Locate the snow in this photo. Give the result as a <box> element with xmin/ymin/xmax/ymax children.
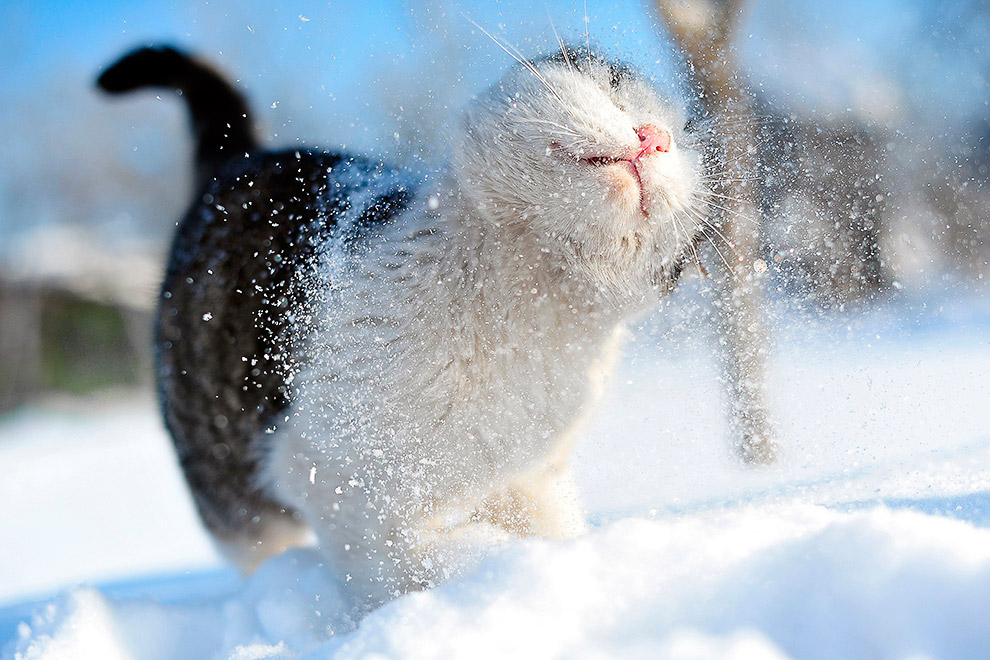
<box><xmin>0</xmin><ymin>396</ymin><xmax>220</xmax><ymax>605</ymax></box>
<box><xmin>6</xmin><ymin>508</ymin><xmax>990</xmax><ymax>659</ymax></box>
<box><xmin>2</xmin><ymin>295</ymin><xmax>990</xmax><ymax>659</ymax></box>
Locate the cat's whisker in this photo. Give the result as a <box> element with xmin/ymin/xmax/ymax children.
<box><xmin>583</xmin><ymin>0</ymin><xmax>593</xmax><ymax>65</ymax></box>
<box><xmin>500</xmin><ymin>39</ymin><xmax>582</xmax><ymax>121</ymax></box>
<box><xmin>695</xmin><ymin>222</ymin><xmax>736</xmax><ymax>274</ymax></box>
<box><xmin>698</xmin><ymin>199</ymin><xmax>761</xmax><ymax>229</ymax></box>
<box><xmin>683</xmin><ymin>209</ymin><xmax>735</xmax><ymax>273</ymax></box>
<box><xmin>702</xmin><ymin>191</ymin><xmax>765</xmax><ymax>215</ymax></box>
<box><xmin>670</xmin><ymin>213</ymin><xmax>695</xmax><ymax>261</ymax></box>
<box><xmin>665</xmin><ymin>212</ymin><xmax>709</xmax><ymax>285</ymax></box>
<box><xmin>703</xmin><ymin>150</ymin><xmax>763</xmax><ymax>172</ymax></box>
<box><xmin>687</xmin><ymin>230</ymin><xmax>706</xmax><ymax>278</ymax></box>
<box><xmin>706</xmin><ymin>190</ymin><xmax>756</xmax><ymax>203</ymax></box>
<box><xmin>547</xmin><ymin>12</ymin><xmax>574</xmax><ymax>72</ymax></box>
<box><xmin>516</xmin><ymin>118</ymin><xmax>582</xmax><ymax>138</ymax></box>
<box><xmin>692</xmin><ymin>213</ymin><xmax>737</xmax><ymax>253</ymax></box>
<box><xmin>700</xmin><ymin>173</ymin><xmax>762</xmax><ymax>184</ymax></box>
<box><xmin>463</xmin><ymin>15</ymin><xmax>570</xmax><ymax>110</ymax></box>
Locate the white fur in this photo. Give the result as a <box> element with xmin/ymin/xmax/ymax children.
<box><xmin>260</xmin><ymin>55</ymin><xmax>707</xmax><ymax>611</ymax></box>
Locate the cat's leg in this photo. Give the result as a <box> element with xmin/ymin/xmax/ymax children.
<box><xmin>181</xmin><ymin>455</ymin><xmax>310</xmax><ymax>571</ymax></box>
<box><xmin>298</xmin><ymin>474</ymin><xmax>439</xmax><ymax>612</ymax></box>
<box><xmin>319</xmin><ymin>485</ymin><xmax>512</xmax><ymax>608</ymax></box>
<box><xmin>321</xmin><ymin>465</ymin><xmax>585</xmax><ymax>603</ymax></box>
<box><xmin>318</xmin><ymin>515</ymin><xmax>427</xmax><ymax>611</ymax></box>
<box><xmin>478</xmin><ymin>461</ymin><xmax>587</xmax><ymax>539</ymax></box>
<box><xmin>213</xmin><ymin>509</ymin><xmax>312</xmax><ymax>572</ymax></box>
<box><xmin>262</xmin><ymin>429</ymin><xmax>437</xmax><ymax>610</ymax></box>
<box><xmin>473</xmin><ymin>325</ymin><xmax>621</xmax><ymax>539</ymax></box>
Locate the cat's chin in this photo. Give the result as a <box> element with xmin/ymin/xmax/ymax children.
<box><xmin>597</xmin><ymin>163</ymin><xmax>650</xmax><ymax>218</ymax></box>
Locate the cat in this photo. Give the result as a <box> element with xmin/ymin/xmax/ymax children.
<box><xmin>98</xmin><ymin>43</ymin><xmax>710</xmax><ymax>612</ymax></box>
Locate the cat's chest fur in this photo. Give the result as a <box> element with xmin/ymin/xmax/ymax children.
<box><xmin>271</xmin><ymin>171</ymin><xmax>630</xmax><ymax>502</ymax></box>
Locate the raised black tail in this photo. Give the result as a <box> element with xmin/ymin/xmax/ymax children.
<box><xmin>97</xmin><ymin>45</ymin><xmax>256</xmax><ymax>181</ymax></box>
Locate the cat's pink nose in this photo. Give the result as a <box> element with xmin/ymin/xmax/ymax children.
<box><xmin>636</xmin><ymin>125</ymin><xmax>670</xmax><ymax>156</ymax></box>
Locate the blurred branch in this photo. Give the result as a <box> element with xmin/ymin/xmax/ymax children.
<box><xmin>656</xmin><ymin>0</ymin><xmax>777</xmax><ymax>464</ymax></box>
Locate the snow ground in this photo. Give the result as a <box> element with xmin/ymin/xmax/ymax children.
<box><xmin>1</xmin><ymin>293</ymin><xmax>989</xmax><ymax>659</ymax></box>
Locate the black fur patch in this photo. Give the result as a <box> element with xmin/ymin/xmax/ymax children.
<box><xmin>348</xmin><ymin>189</ymin><xmax>414</xmax><ymax>245</ymax></box>
<box><xmin>156</xmin><ymin>147</ymin><xmax>415</xmax><ymax>537</ymax></box>
<box><xmin>541</xmin><ymin>46</ymin><xmax>634</xmax><ymax>90</ymax></box>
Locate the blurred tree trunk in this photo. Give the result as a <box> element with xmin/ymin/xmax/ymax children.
<box><xmin>656</xmin><ymin>0</ymin><xmax>777</xmax><ymax>463</ymax></box>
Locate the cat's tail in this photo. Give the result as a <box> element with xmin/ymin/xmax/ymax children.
<box><xmin>97</xmin><ymin>45</ymin><xmax>256</xmax><ymax>181</ymax></box>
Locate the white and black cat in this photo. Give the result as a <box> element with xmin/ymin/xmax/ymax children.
<box><xmin>98</xmin><ymin>43</ymin><xmax>710</xmax><ymax>611</ymax></box>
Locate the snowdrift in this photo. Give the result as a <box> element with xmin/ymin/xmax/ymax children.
<box><xmin>7</xmin><ymin>503</ymin><xmax>990</xmax><ymax>660</ymax></box>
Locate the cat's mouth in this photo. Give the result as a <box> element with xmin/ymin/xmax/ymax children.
<box><xmin>574</xmin><ymin>127</ymin><xmax>672</xmax><ymax>218</ymax></box>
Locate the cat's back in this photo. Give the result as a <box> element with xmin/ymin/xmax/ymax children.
<box><xmin>158</xmin><ymin>149</ymin><xmax>338</xmax><ymax>443</ymax></box>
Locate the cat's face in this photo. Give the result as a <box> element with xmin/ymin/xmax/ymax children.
<box><xmin>454</xmin><ymin>51</ymin><xmax>707</xmax><ymax>296</ymax></box>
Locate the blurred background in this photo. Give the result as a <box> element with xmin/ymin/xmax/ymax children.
<box><xmin>1</xmin><ymin>0</ymin><xmax>988</xmax><ymax>410</ymax></box>
<box><xmin>1</xmin><ymin>0</ymin><xmax>989</xmax><ymax>604</ymax></box>
<box><xmin>1</xmin><ymin>0</ymin><xmax>988</xmax><ymax>409</ymax></box>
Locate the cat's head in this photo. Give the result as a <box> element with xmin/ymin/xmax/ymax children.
<box><xmin>453</xmin><ymin>48</ymin><xmax>708</xmax><ymax>300</ymax></box>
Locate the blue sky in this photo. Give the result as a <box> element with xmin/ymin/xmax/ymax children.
<box><xmin>3</xmin><ymin>0</ymin><xmax>987</xmax><ymax>137</ymax></box>
<box><xmin>0</xmin><ymin>0</ymin><xmax>986</xmax><ymax>245</ymax></box>
<box><xmin>4</xmin><ymin>0</ymin><xmax>987</xmax><ymax>135</ymax></box>
<box><xmin>1</xmin><ymin>0</ymin><xmax>695</xmax><ymax>156</ymax></box>
<box><xmin>0</xmin><ymin>1</ymin><xmax>676</xmax><ymax>100</ymax></box>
